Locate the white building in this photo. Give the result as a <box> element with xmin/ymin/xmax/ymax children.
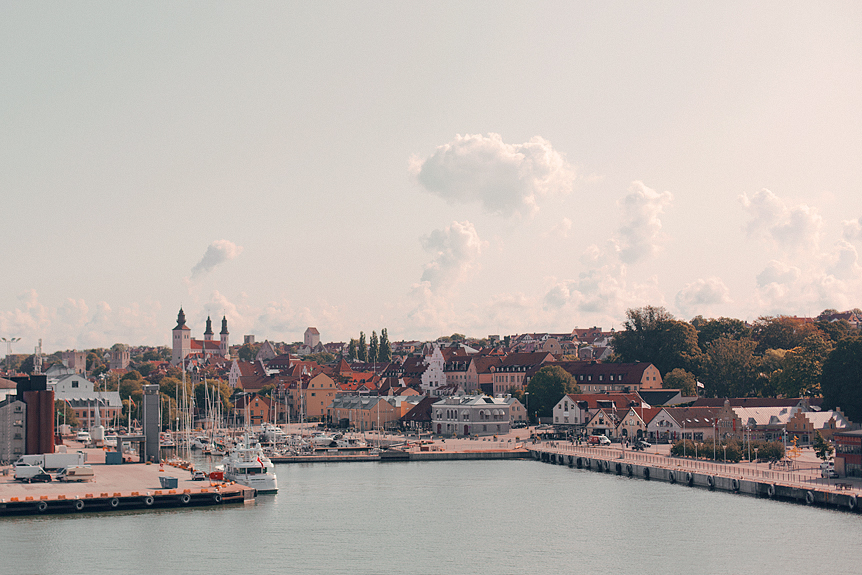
<box><xmin>431</xmin><ymin>395</ymin><xmax>511</xmax><ymax>437</ymax></box>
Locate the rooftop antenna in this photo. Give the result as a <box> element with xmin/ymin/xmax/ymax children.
<box><xmin>34</xmin><ymin>338</ymin><xmax>43</xmax><ymax>374</ymax></box>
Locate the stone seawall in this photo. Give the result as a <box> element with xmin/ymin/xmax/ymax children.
<box><xmin>530</xmin><ymin>448</ymin><xmax>860</xmax><ymax>514</ymax></box>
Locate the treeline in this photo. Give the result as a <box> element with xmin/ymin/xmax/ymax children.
<box><xmin>348</xmin><ymin>329</ymin><xmax>391</xmax><ymax>363</ymax></box>
<box><xmin>611</xmin><ymin>306</ymin><xmax>862</xmax><ymax>421</ymax></box>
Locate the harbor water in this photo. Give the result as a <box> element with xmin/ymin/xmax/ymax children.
<box><xmin>2</xmin><ymin>459</ymin><xmax>860</xmax><ymax>574</ymax></box>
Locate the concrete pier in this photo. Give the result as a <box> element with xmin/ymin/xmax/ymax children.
<box><xmin>0</xmin><ymin>446</ymin><xmax>254</xmax><ymax>517</ymax></box>
<box><xmin>530</xmin><ymin>443</ymin><xmax>860</xmax><ymax>514</ymax></box>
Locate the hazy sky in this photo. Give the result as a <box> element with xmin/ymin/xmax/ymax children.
<box><xmin>3</xmin><ymin>2</ymin><xmax>862</xmax><ymax>354</ymax></box>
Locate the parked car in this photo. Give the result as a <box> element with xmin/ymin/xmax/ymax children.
<box><xmin>27</xmin><ymin>471</ymin><xmax>53</xmax><ymax>483</ymax></box>
<box><xmin>822</xmin><ymin>468</ymin><xmax>839</xmax><ymax>479</ymax></box>
<box><xmin>191</xmin><ymin>470</ymin><xmax>207</xmax><ymax>481</ymax></box>
<box><xmin>633</xmin><ymin>439</ymin><xmax>651</xmax><ymax>450</ymax></box>
<box><xmin>76</xmin><ymin>431</ymin><xmax>91</xmax><ymax>443</ymax></box>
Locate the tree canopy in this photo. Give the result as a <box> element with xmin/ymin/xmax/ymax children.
<box><xmin>525</xmin><ymin>365</ymin><xmax>581</xmax><ymax>418</ymax></box>
<box><xmin>611</xmin><ymin>306</ymin><xmax>700</xmax><ymax>375</ymax></box>
<box><xmin>821</xmin><ymin>336</ymin><xmax>862</xmax><ymax>421</ymax></box>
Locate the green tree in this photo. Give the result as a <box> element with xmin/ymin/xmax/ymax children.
<box><xmin>18</xmin><ymin>355</ymin><xmax>35</xmax><ymax>374</ymax></box>
<box><xmin>379</xmin><ymin>329</ymin><xmax>391</xmax><ymax>362</ymax></box>
<box><xmin>821</xmin><ymin>336</ymin><xmax>862</xmax><ymax>421</ymax></box>
<box><xmin>525</xmin><ymin>366</ymin><xmax>581</xmax><ymax>419</ymax></box>
<box><xmin>812</xmin><ymin>431</ymin><xmax>834</xmax><ymax>462</ymax></box>
<box><xmin>700</xmin><ymin>337</ymin><xmax>759</xmax><ymax>397</ymax></box>
<box><xmin>348</xmin><ymin>338</ymin><xmax>358</xmax><ymax>361</ymax></box>
<box><xmin>357</xmin><ymin>332</ymin><xmax>367</xmax><ymax>362</ymax></box>
<box><xmin>611</xmin><ymin>306</ymin><xmax>700</xmax><ymax>375</ymax></box>
<box><xmin>771</xmin><ymin>334</ymin><xmax>832</xmax><ymax>397</ymax></box>
<box><xmin>450</xmin><ymin>333</ymin><xmax>466</xmax><ymax>342</ymax></box>
<box><xmin>750</xmin><ymin>316</ymin><xmax>824</xmax><ymax>354</ymax></box>
<box><xmin>238</xmin><ymin>342</ymin><xmax>260</xmax><ymax>362</ymax></box>
<box><xmin>369</xmin><ymin>331</ymin><xmax>379</xmax><ymax>364</ymax></box>
<box><xmin>663</xmin><ymin>368</ymin><xmax>697</xmax><ymax>396</ymax></box>
<box><xmin>55</xmin><ymin>399</ymin><xmax>79</xmax><ymax>427</ymax></box>
<box><xmin>692</xmin><ymin>316</ymin><xmax>751</xmax><ymax>350</ymax></box>
<box><xmin>305</xmin><ymin>352</ymin><xmax>335</xmax><ymax>365</ymax></box>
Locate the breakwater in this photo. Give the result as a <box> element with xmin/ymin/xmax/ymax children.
<box><xmin>530</xmin><ymin>444</ymin><xmax>860</xmax><ymax>513</ymax></box>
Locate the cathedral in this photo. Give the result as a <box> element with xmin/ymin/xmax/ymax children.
<box><xmin>171</xmin><ymin>308</ymin><xmax>230</xmax><ymax>365</ymax></box>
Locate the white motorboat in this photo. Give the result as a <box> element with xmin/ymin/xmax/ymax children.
<box><xmin>221</xmin><ymin>434</ymin><xmax>278</xmax><ymax>494</ymax></box>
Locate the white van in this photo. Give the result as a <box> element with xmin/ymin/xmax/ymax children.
<box><xmin>14</xmin><ymin>464</ymin><xmax>48</xmax><ymax>482</ymax></box>
<box><xmin>57</xmin><ymin>465</ymin><xmax>94</xmax><ymax>482</ymax></box>
<box><xmin>76</xmin><ymin>431</ymin><xmax>91</xmax><ymax>443</ymax></box>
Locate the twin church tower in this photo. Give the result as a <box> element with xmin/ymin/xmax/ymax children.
<box><xmin>171</xmin><ymin>307</ymin><xmax>230</xmax><ymax>365</ymax></box>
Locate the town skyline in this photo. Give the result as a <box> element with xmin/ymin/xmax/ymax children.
<box><xmin>4</xmin><ymin>4</ymin><xmax>862</xmax><ymax>353</ymax></box>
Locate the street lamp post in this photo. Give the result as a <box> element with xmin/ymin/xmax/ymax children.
<box><xmin>723</xmin><ymin>444</ymin><xmax>727</xmax><ymax>464</ymax></box>
<box><xmin>525</xmin><ymin>392</ymin><xmax>529</xmax><ymax>425</ymax></box>
<box><xmin>1</xmin><ymin>337</ymin><xmax>21</xmax><ymax>375</ymax></box>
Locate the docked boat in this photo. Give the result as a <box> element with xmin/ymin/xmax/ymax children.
<box><xmin>221</xmin><ymin>435</ymin><xmax>278</xmax><ymax>494</ymax></box>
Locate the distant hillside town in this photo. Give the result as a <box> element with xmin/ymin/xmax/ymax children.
<box><xmin>2</xmin><ymin>305</ymin><xmax>862</xmax><ymax>475</ymax></box>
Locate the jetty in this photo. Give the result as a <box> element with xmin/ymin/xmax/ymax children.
<box><xmin>530</xmin><ymin>442</ymin><xmax>860</xmax><ymax>513</ymax></box>
<box><xmin>0</xmin><ymin>447</ymin><xmax>255</xmax><ymax>517</ymax></box>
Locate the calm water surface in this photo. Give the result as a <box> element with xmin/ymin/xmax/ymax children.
<box><xmin>2</xmin><ymin>460</ymin><xmax>860</xmax><ymax>574</ymax></box>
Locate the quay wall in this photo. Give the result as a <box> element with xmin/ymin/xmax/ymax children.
<box><xmin>530</xmin><ymin>447</ymin><xmax>860</xmax><ymax>514</ymax></box>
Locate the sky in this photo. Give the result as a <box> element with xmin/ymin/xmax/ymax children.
<box><xmin>3</xmin><ymin>2</ymin><xmax>862</xmax><ymax>355</ymax></box>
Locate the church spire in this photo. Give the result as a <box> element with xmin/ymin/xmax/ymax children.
<box><xmin>204</xmin><ymin>316</ymin><xmax>214</xmax><ymax>336</ymax></box>
<box><xmin>220</xmin><ymin>316</ymin><xmax>229</xmax><ymax>335</ymax></box>
<box><xmin>175</xmin><ymin>307</ymin><xmax>187</xmax><ymax>329</ymax></box>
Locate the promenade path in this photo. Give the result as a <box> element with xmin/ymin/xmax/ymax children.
<box><xmin>536</xmin><ymin>439</ymin><xmax>860</xmax><ymax>494</ymax></box>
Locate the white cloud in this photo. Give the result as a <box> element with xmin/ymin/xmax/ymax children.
<box><xmin>613</xmin><ymin>181</ymin><xmax>673</xmax><ymax>264</ymax></box>
<box><xmin>674</xmin><ymin>277</ymin><xmax>731</xmax><ymax>317</ymax></box>
<box><xmin>740</xmin><ymin>189</ymin><xmax>822</xmax><ymax>252</ymax></box>
<box><xmin>190</xmin><ymin>240</ymin><xmax>243</xmax><ymax>279</ymax></box>
<box><xmin>842</xmin><ymin>216</ymin><xmax>862</xmax><ymax>243</ymax></box>
<box><xmin>411</xmin><ymin>133</ymin><xmax>575</xmax><ymax>217</ymax></box>
<box><xmin>545</xmin><ymin>217</ymin><xmax>572</xmax><ymax>239</ymax></box>
<box><xmin>420</xmin><ymin>221</ymin><xmax>486</xmax><ymax>291</ymax></box>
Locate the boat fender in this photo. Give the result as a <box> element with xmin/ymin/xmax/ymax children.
<box><xmin>731</xmin><ymin>478</ymin><xmax>740</xmax><ymax>491</ymax></box>
<box><xmin>686</xmin><ymin>472</ymin><xmax>693</xmax><ymax>486</ymax></box>
<box><xmin>626</xmin><ymin>464</ymin><xmax>633</xmax><ymax>476</ymax></box>
<box><xmin>585</xmin><ymin>459</ymin><xmax>591</xmax><ymax>469</ymax></box>
<box><xmin>144</xmin><ymin>496</ymin><xmax>154</xmax><ymax>506</ymax></box>
<box><xmin>805</xmin><ymin>490</ymin><xmax>815</xmax><ymax>505</ymax></box>
<box><xmin>707</xmin><ymin>475</ymin><xmax>715</xmax><ymax>490</ymax></box>
<box><xmin>213</xmin><ymin>493</ymin><xmax>222</xmax><ymax>504</ymax></box>
<box><xmin>767</xmin><ymin>484</ymin><xmax>775</xmax><ymax>498</ymax></box>
<box><xmin>669</xmin><ymin>471</ymin><xmax>676</xmax><ymax>484</ymax></box>
<box><xmin>615</xmin><ymin>462</ymin><xmax>622</xmax><ymax>475</ymax></box>
<box><xmin>75</xmin><ymin>500</ymin><xmax>85</xmax><ymax>511</ymax></box>
<box><xmin>110</xmin><ymin>497</ymin><xmax>119</xmax><ymax>508</ymax></box>
<box><xmin>848</xmin><ymin>495</ymin><xmax>857</xmax><ymax>510</ymax></box>
<box><xmin>37</xmin><ymin>501</ymin><xmax>48</xmax><ymax>513</ymax></box>
<box><xmin>576</xmin><ymin>458</ymin><xmax>582</xmax><ymax>469</ymax></box>
<box><xmin>180</xmin><ymin>493</ymin><xmax>191</xmax><ymax>504</ymax></box>
<box><xmin>643</xmin><ymin>467</ymin><xmax>650</xmax><ymax>479</ymax></box>
<box><xmin>604</xmin><ymin>460</ymin><xmax>611</xmax><ymax>472</ymax></box>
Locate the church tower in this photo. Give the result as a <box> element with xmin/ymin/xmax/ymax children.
<box><xmin>172</xmin><ymin>308</ymin><xmax>191</xmax><ymax>365</ymax></box>
<box><xmin>204</xmin><ymin>316</ymin><xmax>214</xmax><ymax>341</ymax></box>
<box><xmin>220</xmin><ymin>316</ymin><xmax>230</xmax><ymax>359</ymax></box>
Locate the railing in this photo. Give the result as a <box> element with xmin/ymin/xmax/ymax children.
<box><xmin>534</xmin><ymin>441</ymin><xmax>857</xmax><ymax>492</ymax></box>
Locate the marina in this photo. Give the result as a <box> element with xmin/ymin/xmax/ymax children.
<box><xmin>2</xmin><ymin>458</ymin><xmax>862</xmax><ymax>574</ymax></box>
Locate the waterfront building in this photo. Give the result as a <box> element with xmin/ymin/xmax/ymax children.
<box><xmin>44</xmin><ymin>369</ymin><xmax>122</xmax><ymax>429</ymax></box>
<box><xmin>0</xmin><ymin>396</ymin><xmax>26</xmax><ymax>464</ymax></box>
<box><xmin>329</xmin><ymin>394</ymin><xmax>399</xmax><ymax>431</ymax></box>
<box><xmin>431</xmin><ymin>395</ymin><xmax>510</xmax><ymax>437</ymax></box>
<box><xmin>551</xmin><ymin>392</ymin><xmax>644</xmax><ymax>432</ymax></box>
<box><xmin>834</xmin><ymin>429</ymin><xmax>862</xmax><ymax>477</ymax></box>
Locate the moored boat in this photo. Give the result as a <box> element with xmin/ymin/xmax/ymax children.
<box><xmin>221</xmin><ymin>434</ymin><xmax>278</xmax><ymax>494</ymax></box>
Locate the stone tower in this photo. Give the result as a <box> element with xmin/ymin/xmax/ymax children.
<box><xmin>220</xmin><ymin>316</ymin><xmax>230</xmax><ymax>359</ymax></box>
<box><xmin>171</xmin><ymin>308</ymin><xmax>191</xmax><ymax>365</ymax></box>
